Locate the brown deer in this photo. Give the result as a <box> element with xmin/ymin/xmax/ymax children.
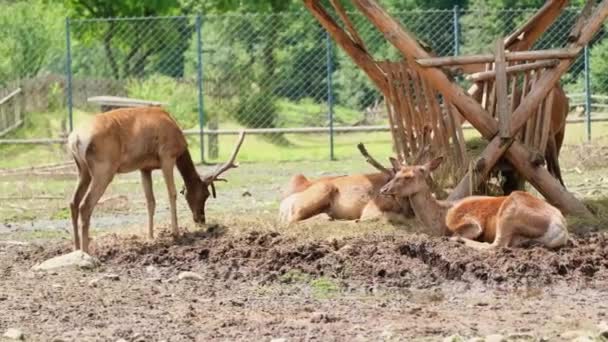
<box><xmin>67</xmin><ymin>106</ymin><xmax>245</xmax><ymax>253</ymax></box>
<box><xmin>278</xmin><ymin>129</ymin><xmax>436</xmax><ymax>224</ymax></box>
<box><xmin>500</xmin><ymin>84</ymin><xmax>568</xmax><ymax>194</ymax></box>
<box><xmin>379</xmin><ymin>156</ymin><xmax>569</xmax><ymax>250</ymax></box>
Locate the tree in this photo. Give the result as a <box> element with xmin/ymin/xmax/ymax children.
<box><xmin>64</xmin><ymin>0</ymin><xmax>192</xmax><ymax>79</ymax></box>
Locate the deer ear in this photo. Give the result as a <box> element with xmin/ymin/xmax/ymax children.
<box><xmin>388</xmin><ymin>157</ymin><xmax>401</xmax><ymax>170</ymax></box>
<box><xmin>425</xmin><ymin>156</ymin><xmax>444</xmax><ymax>172</ymax></box>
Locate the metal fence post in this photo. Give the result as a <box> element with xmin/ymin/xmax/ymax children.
<box><xmin>196</xmin><ymin>15</ymin><xmax>206</xmax><ymax>163</ymax></box>
<box><xmin>453</xmin><ymin>5</ymin><xmax>460</xmax><ymax>56</ymax></box>
<box><xmin>584</xmin><ymin>44</ymin><xmax>591</xmax><ymax>142</ymax></box>
<box><xmin>326</xmin><ymin>31</ymin><xmax>335</xmax><ymax>161</ymax></box>
<box><xmin>65</xmin><ymin>17</ymin><xmax>74</xmax><ymax>132</ymax></box>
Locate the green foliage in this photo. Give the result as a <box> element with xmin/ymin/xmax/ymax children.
<box><xmin>590</xmin><ymin>38</ymin><xmax>608</xmax><ymax>94</ymax></box>
<box><xmin>234</xmin><ymin>92</ymin><xmax>279</xmax><ymax>129</ymax></box>
<box><xmin>125</xmin><ymin>75</ymin><xmax>198</xmax><ymax>128</ymax></box>
<box><xmin>0</xmin><ymin>1</ymin><xmax>64</xmax><ymax>83</ymax></box>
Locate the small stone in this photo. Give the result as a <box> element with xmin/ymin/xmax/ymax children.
<box><xmin>270</xmin><ymin>339</ymin><xmax>287</xmax><ymax>342</ymax></box>
<box><xmin>484</xmin><ymin>334</ymin><xmax>505</xmax><ymax>342</ymax></box>
<box><xmin>115</xmin><ymin>339</ymin><xmax>128</xmax><ymax>342</ymax></box>
<box><xmin>177</xmin><ymin>271</ymin><xmax>204</xmax><ymax>281</ymax></box>
<box><xmin>32</xmin><ymin>251</ymin><xmax>100</xmax><ymax>271</ymax></box>
<box><xmin>3</xmin><ymin>328</ymin><xmax>24</xmax><ymax>340</ymax></box>
<box><xmin>571</xmin><ymin>336</ymin><xmax>594</xmax><ymax>342</ymax></box>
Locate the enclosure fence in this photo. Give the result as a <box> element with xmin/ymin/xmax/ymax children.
<box><xmin>1</xmin><ymin>7</ymin><xmax>608</xmax><ymax>164</ymax></box>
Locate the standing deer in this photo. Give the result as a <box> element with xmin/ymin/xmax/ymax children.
<box><xmin>67</xmin><ymin>106</ymin><xmax>245</xmax><ymax>253</ymax></box>
<box><xmin>379</xmin><ymin>156</ymin><xmax>569</xmax><ymax>250</ymax></box>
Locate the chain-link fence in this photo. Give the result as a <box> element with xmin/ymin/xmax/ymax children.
<box><xmin>2</xmin><ymin>7</ymin><xmax>608</xmax><ymax>167</ymax></box>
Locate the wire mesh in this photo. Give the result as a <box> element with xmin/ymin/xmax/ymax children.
<box><xmin>2</xmin><ymin>7</ymin><xmax>608</xmax><ymax>165</ymax></box>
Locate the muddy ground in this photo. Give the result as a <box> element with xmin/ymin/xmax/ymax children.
<box><xmin>1</xmin><ymin>227</ymin><xmax>608</xmax><ymax>341</ymax></box>
<box><xmin>2</xmin><ymin>142</ymin><xmax>608</xmax><ymax>341</ymax></box>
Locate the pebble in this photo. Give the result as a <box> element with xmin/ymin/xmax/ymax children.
<box><xmin>270</xmin><ymin>339</ymin><xmax>287</xmax><ymax>342</ymax></box>
<box><xmin>484</xmin><ymin>334</ymin><xmax>505</xmax><ymax>342</ymax></box>
<box><xmin>442</xmin><ymin>335</ymin><xmax>465</xmax><ymax>342</ymax></box>
<box><xmin>177</xmin><ymin>271</ymin><xmax>204</xmax><ymax>281</ymax></box>
<box><xmin>32</xmin><ymin>250</ymin><xmax>100</xmax><ymax>271</ymax></box>
<box><xmin>3</xmin><ymin>328</ymin><xmax>24</xmax><ymax>340</ymax></box>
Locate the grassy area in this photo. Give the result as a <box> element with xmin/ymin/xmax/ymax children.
<box><xmin>2</xmin><ymin>103</ymin><xmax>608</xmax><ymax>169</ymax></box>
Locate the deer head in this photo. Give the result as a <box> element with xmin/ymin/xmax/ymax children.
<box><xmin>181</xmin><ymin>131</ymin><xmax>245</xmax><ymax>224</ymax></box>
<box><xmin>380</xmin><ymin>156</ymin><xmax>444</xmax><ymax>197</ymax></box>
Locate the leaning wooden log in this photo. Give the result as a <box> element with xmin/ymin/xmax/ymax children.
<box><xmin>416</xmin><ymin>48</ymin><xmax>579</xmax><ymax>67</ymax></box>
<box><xmin>467</xmin><ymin>59</ymin><xmax>559</xmax><ymax>82</ymax></box>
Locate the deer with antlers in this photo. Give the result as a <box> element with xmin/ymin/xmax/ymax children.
<box><xmin>379</xmin><ymin>156</ymin><xmax>569</xmax><ymax>250</ymax></box>
<box><xmin>278</xmin><ymin>127</ymin><xmax>437</xmax><ymax>224</ymax></box>
<box><xmin>67</xmin><ymin>106</ymin><xmax>245</xmax><ymax>253</ymax></box>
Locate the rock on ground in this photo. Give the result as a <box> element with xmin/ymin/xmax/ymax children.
<box><xmin>3</xmin><ymin>328</ymin><xmax>24</xmax><ymax>340</ymax></box>
<box><xmin>32</xmin><ymin>250</ymin><xmax>100</xmax><ymax>271</ymax></box>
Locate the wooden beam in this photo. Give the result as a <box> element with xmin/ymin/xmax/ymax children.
<box><xmin>416</xmin><ymin>48</ymin><xmax>579</xmax><ymax>67</ymax></box>
<box><xmin>495</xmin><ymin>39</ymin><xmax>510</xmax><ymax>139</ymax></box>
<box><xmin>467</xmin><ymin>59</ymin><xmax>559</xmax><ymax>82</ymax></box>
<box><xmin>330</xmin><ymin>0</ymin><xmax>368</xmax><ymax>52</ymax></box>
<box><xmin>505</xmin><ymin>0</ymin><xmax>568</xmax><ymax>48</ymax></box>
<box><xmin>303</xmin><ymin>0</ymin><xmax>388</xmax><ymax>91</ymax></box>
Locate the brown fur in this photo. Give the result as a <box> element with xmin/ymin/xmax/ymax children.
<box><xmin>68</xmin><ymin>107</ymin><xmax>226</xmax><ymax>253</ymax></box>
<box><xmin>278</xmin><ymin>172</ymin><xmax>410</xmax><ymax>224</ymax></box>
<box><xmin>380</xmin><ymin>157</ymin><xmax>569</xmax><ymax>250</ymax></box>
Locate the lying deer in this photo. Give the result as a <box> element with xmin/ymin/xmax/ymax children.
<box><xmin>279</xmin><ymin>129</ymin><xmax>437</xmax><ymax>224</ymax></box>
<box><xmin>67</xmin><ymin>106</ymin><xmax>245</xmax><ymax>253</ymax></box>
<box><xmin>379</xmin><ymin>156</ymin><xmax>569</xmax><ymax>250</ymax></box>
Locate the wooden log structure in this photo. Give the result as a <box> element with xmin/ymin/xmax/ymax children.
<box><xmin>303</xmin><ymin>0</ymin><xmax>606</xmax><ymax>217</ymax></box>
<box><xmin>466</xmin><ymin>60</ymin><xmax>559</xmax><ymax>82</ymax></box>
<box><xmin>415</xmin><ymin>48</ymin><xmax>579</xmax><ymax>67</ymax></box>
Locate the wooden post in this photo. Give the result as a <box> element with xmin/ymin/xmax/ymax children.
<box><xmin>495</xmin><ymin>39</ymin><xmax>510</xmax><ymax>139</ymax></box>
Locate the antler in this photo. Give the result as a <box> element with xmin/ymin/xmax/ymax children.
<box><xmin>357</xmin><ymin>142</ymin><xmax>394</xmax><ymax>175</ymax></box>
<box><xmin>411</xmin><ymin>125</ymin><xmax>432</xmax><ymax>165</ymax></box>
<box><xmin>202</xmin><ymin>130</ymin><xmax>246</xmax><ymax>197</ymax></box>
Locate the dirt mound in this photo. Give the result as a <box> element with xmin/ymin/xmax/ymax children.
<box><xmin>23</xmin><ymin>228</ymin><xmax>608</xmax><ymax>289</ymax></box>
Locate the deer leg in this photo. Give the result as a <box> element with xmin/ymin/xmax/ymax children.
<box><xmin>280</xmin><ymin>182</ymin><xmax>334</xmax><ymax>223</ymax></box>
<box><xmin>141</xmin><ymin>169</ymin><xmax>155</xmax><ymax>239</ymax></box>
<box><xmin>69</xmin><ymin>166</ymin><xmax>91</xmax><ymax>251</ymax></box>
<box><xmin>78</xmin><ymin>170</ymin><xmax>113</xmax><ymax>254</ymax></box>
<box><xmin>160</xmin><ymin>159</ymin><xmax>179</xmax><ymax>236</ymax></box>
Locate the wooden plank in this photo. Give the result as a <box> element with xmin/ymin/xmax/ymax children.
<box><xmin>396</xmin><ymin>63</ymin><xmax>416</xmax><ymax>157</ymax></box>
<box><xmin>539</xmin><ymin>88</ymin><xmax>555</xmax><ymax>152</ymax></box>
<box><xmin>385</xmin><ymin>85</ymin><xmax>403</xmax><ymax>161</ymax></box>
<box><xmin>0</xmin><ymin>88</ymin><xmax>22</xmax><ymax>106</ymax></box>
<box><xmin>467</xmin><ymin>59</ymin><xmax>559</xmax><ymax>82</ymax></box>
<box><xmin>505</xmin><ymin>0</ymin><xmax>567</xmax><ymax>46</ymax></box>
<box><xmin>416</xmin><ymin>48</ymin><xmax>579</xmax><ymax>67</ymax></box>
<box><xmin>400</xmin><ymin>63</ymin><xmax>421</xmax><ymax>153</ymax></box>
<box><xmin>87</xmin><ymin>95</ymin><xmax>165</xmax><ymax>107</ymax></box>
<box><xmin>389</xmin><ymin>66</ymin><xmax>410</xmax><ymax>161</ymax></box>
<box><xmin>495</xmin><ymin>39</ymin><xmax>510</xmax><ymax>139</ymax></box>
<box><xmin>523</xmin><ymin>71</ymin><xmax>540</xmax><ymax>146</ymax></box>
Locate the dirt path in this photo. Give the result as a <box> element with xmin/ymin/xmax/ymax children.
<box><xmin>2</xmin><ymin>229</ymin><xmax>608</xmax><ymax>341</ymax></box>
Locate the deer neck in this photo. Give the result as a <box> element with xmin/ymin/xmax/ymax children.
<box><xmin>176</xmin><ymin>150</ymin><xmax>204</xmax><ymax>190</ymax></box>
<box><xmin>408</xmin><ymin>187</ymin><xmax>450</xmax><ymax>236</ymax></box>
